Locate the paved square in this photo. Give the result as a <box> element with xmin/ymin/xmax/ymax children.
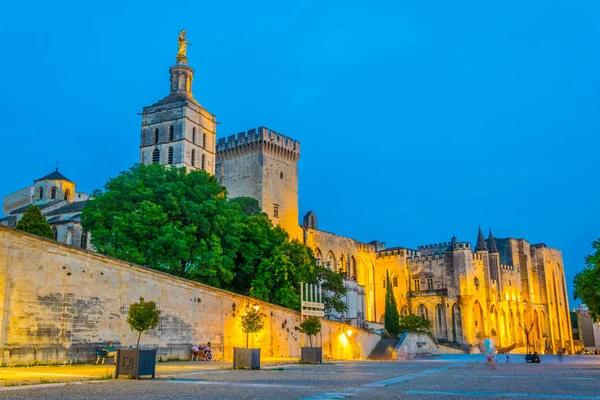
<box><xmin>1</xmin><ymin>356</ymin><xmax>599</xmax><ymax>399</ymax></box>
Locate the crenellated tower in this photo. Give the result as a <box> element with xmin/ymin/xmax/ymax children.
<box><xmin>139</xmin><ymin>31</ymin><xmax>216</xmax><ymax>174</ymax></box>
<box><xmin>216</xmin><ymin>127</ymin><xmax>301</xmax><ymax>239</ymax></box>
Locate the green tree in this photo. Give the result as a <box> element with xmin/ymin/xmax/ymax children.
<box><xmin>384</xmin><ymin>270</ymin><xmax>400</xmax><ymax>335</ymax></box>
<box><xmin>15</xmin><ymin>205</ymin><xmax>54</xmax><ymax>239</ymax></box>
<box><xmin>574</xmin><ymin>239</ymin><xmax>600</xmax><ymax>320</ymax></box>
<box><xmin>81</xmin><ymin>163</ymin><xmax>347</xmax><ymax>313</ymax></box>
<box><xmin>81</xmin><ymin>163</ymin><xmax>243</xmax><ymax>288</ymax></box>
<box><xmin>126</xmin><ymin>297</ymin><xmax>160</xmax><ymax>349</ymax></box>
<box><xmin>298</xmin><ymin>317</ymin><xmax>322</xmax><ymax>347</ymax></box>
<box><xmin>240</xmin><ymin>305</ymin><xmax>266</xmax><ymax>348</ymax></box>
<box><xmin>399</xmin><ymin>314</ymin><xmax>431</xmax><ymax>333</ymax></box>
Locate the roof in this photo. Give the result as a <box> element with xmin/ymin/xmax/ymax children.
<box><xmin>45</xmin><ymin>201</ymin><xmax>87</xmax><ymax>216</ymax></box>
<box><xmin>34</xmin><ymin>169</ymin><xmax>73</xmax><ymax>183</ymax></box>
<box><xmin>9</xmin><ymin>200</ymin><xmax>63</xmax><ymax>215</ymax></box>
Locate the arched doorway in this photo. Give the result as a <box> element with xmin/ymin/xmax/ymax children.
<box><xmin>452</xmin><ymin>304</ymin><xmax>463</xmax><ymax>343</ymax></box>
<box><xmin>435</xmin><ymin>304</ymin><xmax>447</xmax><ymax>340</ymax></box>
<box><xmin>472</xmin><ymin>301</ymin><xmax>484</xmax><ymax>341</ymax></box>
<box><xmin>417</xmin><ymin>304</ymin><xmax>428</xmax><ymax>320</ymax></box>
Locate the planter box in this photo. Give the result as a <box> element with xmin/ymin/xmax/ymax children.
<box><xmin>301</xmin><ymin>347</ymin><xmax>323</xmax><ymax>364</ymax></box>
<box><xmin>115</xmin><ymin>349</ymin><xmax>156</xmax><ymax>379</ymax></box>
<box><xmin>233</xmin><ymin>348</ymin><xmax>260</xmax><ymax>370</ymax></box>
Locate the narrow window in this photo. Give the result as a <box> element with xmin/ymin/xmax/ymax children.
<box><xmin>81</xmin><ymin>231</ymin><xmax>88</xmax><ymax>250</ymax></box>
<box><xmin>191</xmin><ymin>149</ymin><xmax>196</xmax><ymax>166</ymax></box>
<box><xmin>413</xmin><ymin>278</ymin><xmax>421</xmax><ymax>291</ymax></box>
<box><xmin>392</xmin><ymin>275</ymin><xmax>398</xmax><ymax>287</ymax></box>
<box><xmin>52</xmin><ymin>227</ymin><xmax>58</xmax><ymax>240</ymax></box>
<box><xmin>152</xmin><ymin>148</ymin><xmax>160</xmax><ymax>163</ymax></box>
<box><xmin>168</xmin><ymin>147</ymin><xmax>174</xmax><ymax>164</ymax></box>
<box><xmin>273</xmin><ymin>204</ymin><xmax>279</xmax><ymax>218</ymax></box>
<box><xmin>201</xmin><ymin>154</ymin><xmax>206</xmax><ymax>170</ymax></box>
<box><xmin>203</xmin><ymin>133</ymin><xmax>207</xmax><ymax>148</ymax></box>
<box><xmin>153</xmin><ymin>128</ymin><xmax>159</xmax><ymax>144</ymax></box>
<box><xmin>192</xmin><ymin>127</ymin><xmax>196</xmax><ymax>144</ymax></box>
<box><xmin>280</xmin><ymin>171</ymin><xmax>284</xmax><ymax>179</ymax></box>
<box><xmin>474</xmin><ymin>277</ymin><xmax>480</xmax><ymax>290</ymax></box>
<box><xmin>169</xmin><ymin>125</ymin><xmax>174</xmax><ymax>141</ymax></box>
<box><xmin>50</xmin><ymin>187</ymin><xmax>57</xmax><ymax>199</ymax></box>
<box><xmin>427</xmin><ymin>278</ymin><xmax>434</xmax><ymax>290</ymax></box>
<box><xmin>383</xmin><ymin>279</ymin><xmax>386</xmax><ymax>288</ymax></box>
<box><xmin>38</xmin><ymin>187</ymin><xmax>43</xmax><ymax>199</ymax></box>
<box><xmin>64</xmin><ymin>189</ymin><xmax>71</xmax><ymax>202</ymax></box>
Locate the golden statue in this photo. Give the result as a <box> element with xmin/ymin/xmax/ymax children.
<box><xmin>176</xmin><ymin>29</ymin><xmax>191</xmax><ymax>62</ymax></box>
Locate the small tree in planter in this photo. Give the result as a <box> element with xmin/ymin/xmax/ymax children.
<box><xmin>234</xmin><ymin>304</ymin><xmax>265</xmax><ymax>369</ymax></box>
<box><xmin>116</xmin><ymin>297</ymin><xmax>160</xmax><ymax>379</ymax></box>
<box><xmin>299</xmin><ymin>317</ymin><xmax>322</xmax><ymax>363</ymax></box>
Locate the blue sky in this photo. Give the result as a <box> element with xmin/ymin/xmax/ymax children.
<box><xmin>1</xmin><ymin>0</ymin><xmax>599</xmax><ymax>305</ymax></box>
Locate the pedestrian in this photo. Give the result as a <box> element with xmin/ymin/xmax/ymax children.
<box><xmin>505</xmin><ymin>354</ymin><xmax>511</xmax><ymax>363</ymax></box>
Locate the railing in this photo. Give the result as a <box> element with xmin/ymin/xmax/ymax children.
<box><xmin>407</xmin><ymin>288</ymin><xmax>448</xmax><ymax>297</ymax></box>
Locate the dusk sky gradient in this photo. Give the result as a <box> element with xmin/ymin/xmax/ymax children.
<box><xmin>1</xmin><ymin>0</ymin><xmax>599</xmax><ymax>305</ymax></box>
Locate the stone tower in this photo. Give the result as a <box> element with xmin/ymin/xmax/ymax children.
<box><xmin>216</xmin><ymin>127</ymin><xmax>302</xmax><ymax>239</ymax></box>
<box><xmin>139</xmin><ymin>37</ymin><xmax>216</xmax><ymax>173</ymax></box>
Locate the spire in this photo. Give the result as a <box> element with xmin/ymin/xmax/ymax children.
<box><xmin>475</xmin><ymin>226</ymin><xmax>487</xmax><ymax>252</ymax></box>
<box><xmin>488</xmin><ymin>228</ymin><xmax>498</xmax><ymax>253</ymax></box>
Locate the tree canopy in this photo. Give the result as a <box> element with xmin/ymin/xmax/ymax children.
<box><xmin>15</xmin><ymin>205</ymin><xmax>54</xmax><ymax>239</ymax></box>
<box><xmin>240</xmin><ymin>305</ymin><xmax>266</xmax><ymax>348</ymax></box>
<box><xmin>574</xmin><ymin>239</ymin><xmax>600</xmax><ymax>321</ymax></box>
<box><xmin>298</xmin><ymin>317</ymin><xmax>322</xmax><ymax>347</ymax></box>
<box><xmin>384</xmin><ymin>270</ymin><xmax>400</xmax><ymax>335</ymax></box>
<box><xmin>398</xmin><ymin>314</ymin><xmax>431</xmax><ymax>333</ymax></box>
<box><xmin>127</xmin><ymin>297</ymin><xmax>160</xmax><ymax>348</ymax></box>
<box><xmin>81</xmin><ymin>163</ymin><xmax>346</xmax><ymax>313</ymax></box>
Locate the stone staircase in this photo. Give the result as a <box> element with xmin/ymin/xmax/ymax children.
<box><xmin>367</xmin><ymin>338</ymin><xmax>400</xmax><ymax>360</ymax></box>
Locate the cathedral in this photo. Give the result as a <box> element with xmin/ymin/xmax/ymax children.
<box><xmin>1</xmin><ymin>35</ymin><xmax>574</xmax><ymax>353</ymax></box>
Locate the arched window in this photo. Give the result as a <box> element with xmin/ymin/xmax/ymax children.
<box><xmin>192</xmin><ymin>127</ymin><xmax>196</xmax><ymax>144</ymax></box>
<box><xmin>64</xmin><ymin>189</ymin><xmax>71</xmax><ymax>201</ymax></box>
<box><xmin>191</xmin><ymin>149</ymin><xmax>196</xmax><ymax>166</ymax></box>
<box><xmin>38</xmin><ymin>187</ymin><xmax>44</xmax><ymax>199</ymax></box>
<box><xmin>50</xmin><ymin>187</ymin><xmax>57</xmax><ymax>199</ymax></box>
<box><xmin>203</xmin><ymin>133</ymin><xmax>207</xmax><ymax>148</ymax></box>
<box><xmin>153</xmin><ymin>128</ymin><xmax>159</xmax><ymax>144</ymax></box>
<box><xmin>392</xmin><ymin>275</ymin><xmax>399</xmax><ymax>287</ymax></box>
<box><xmin>201</xmin><ymin>154</ymin><xmax>206</xmax><ymax>170</ymax></box>
<box><xmin>152</xmin><ymin>148</ymin><xmax>160</xmax><ymax>163</ymax></box>
<box><xmin>169</xmin><ymin>125</ymin><xmax>174</xmax><ymax>141</ymax></box>
<box><xmin>474</xmin><ymin>277</ymin><xmax>480</xmax><ymax>289</ymax></box>
<box><xmin>168</xmin><ymin>147</ymin><xmax>174</xmax><ymax>164</ymax></box>
<box><xmin>81</xmin><ymin>231</ymin><xmax>88</xmax><ymax>250</ymax></box>
<box><xmin>52</xmin><ymin>227</ymin><xmax>58</xmax><ymax>240</ymax></box>
<box><xmin>417</xmin><ymin>304</ymin><xmax>428</xmax><ymax>320</ymax></box>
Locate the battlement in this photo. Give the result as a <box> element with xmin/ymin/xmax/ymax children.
<box><xmin>501</xmin><ymin>264</ymin><xmax>515</xmax><ymax>271</ymax></box>
<box><xmin>216</xmin><ymin>126</ymin><xmax>300</xmax><ymax>162</ymax></box>
<box><xmin>376</xmin><ymin>249</ymin><xmax>405</xmax><ymax>259</ymax></box>
<box><xmin>417</xmin><ymin>242</ymin><xmax>450</xmax><ymax>250</ymax></box>
<box><xmin>473</xmin><ymin>253</ymin><xmax>484</xmax><ymax>261</ymax></box>
<box><xmin>406</xmin><ymin>253</ymin><xmax>445</xmax><ymax>263</ymax></box>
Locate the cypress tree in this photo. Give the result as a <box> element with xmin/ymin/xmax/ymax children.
<box><xmin>384</xmin><ymin>270</ymin><xmax>400</xmax><ymax>335</ymax></box>
<box><xmin>15</xmin><ymin>205</ymin><xmax>54</xmax><ymax>239</ymax></box>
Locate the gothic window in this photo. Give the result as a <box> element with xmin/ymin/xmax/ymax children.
<box><xmin>383</xmin><ymin>279</ymin><xmax>386</xmax><ymax>288</ymax></box>
<box><xmin>273</xmin><ymin>204</ymin><xmax>279</xmax><ymax>218</ymax></box>
<box><xmin>52</xmin><ymin>227</ymin><xmax>58</xmax><ymax>240</ymax></box>
<box><xmin>191</xmin><ymin>149</ymin><xmax>196</xmax><ymax>166</ymax></box>
<box><xmin>201</xmin><ymin>154</ymin><xmax>206</xmax><ymax>170</ymax></box>
<box><xmin>168</xmin><ymin>147</ymin><xmax>174</xmax><ymax>164</ymax></box>
<box><xmin>64</xmin><ymin>189</ymin><xmax>71</xmax><ymax>201</ymax></box>
<box><xmin>152</xmin><ymin>148</ymin><xmax>160</xmax><ymax>163</ymax></box>
<box><xmin>50</xmin><ymin>187</ymin><xmax>57</xmax><ymax>199</ymax></box>
<box><xmin>202</xmin><ymin>133</ymin><xmax>207</xmax><ymax>148</ymax></box>
<box><xmin>474</xmin><ymin>277</ymin><xmax>480</xmax><ymax>290</ymax></box>
<box><xmin>169</xmin><ymin>125</ymin><xmax>174</xmax><ymax>141</ymax></box>
<box><xmin>413</xmin><ymin>278</ymin><xmax>421</xmax><ymax>291</ymax></box>
<box><xmin>392</xmin><ymin>275</ymin><xmax>398</xmax><ymax>287</ymax></box>
<box><xmin>427</xmin><ymin>278</ymin><xmax>434</xmax><ymax>290</ymax></box>
<box><xmin>81</xmin><ymin>231</ymin><xmax>88</xmax><ymax>250</ymax></box>
<box><xmin>192</xmin><ymin>127</ymin><xmax>196</xmax><ymax>144</ymax></box>
<box><xmin>38</xmin><ymin>187</ymin><xmax>43</xmax><ymax>199</ymax></box>
<box><xmin>153</xmin><ymin>128</ymin><xmax>159</xmax><ymax>144</ymax></box>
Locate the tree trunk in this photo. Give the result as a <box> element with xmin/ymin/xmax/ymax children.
<box><xmin>309</xmin><ymin>335</ymin><xmax>313</xmax><ymax>347</ymax></box>
<box><xmin>246</xmin><ymin>333</ymin><xmax>249</xmax><ymax>349</ymax></box>
<box><xmin>137</xmin><ymin>331</ymin><xmax>142</xmax><ymax>349</ymax></box>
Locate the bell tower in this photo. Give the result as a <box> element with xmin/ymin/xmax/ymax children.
<box><xmin>139</xmin><ymin>30</ymin><xmax>216</xmax><ymax>174</ymax></box>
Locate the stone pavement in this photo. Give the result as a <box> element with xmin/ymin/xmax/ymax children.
<box><xmin>0</xmin><ymin>355</ymin><xmax>599</xmax><ymax>399</ymax></box>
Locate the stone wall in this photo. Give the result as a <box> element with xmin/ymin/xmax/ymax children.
<box><xmin>0</xmin><ymin>226</ymin><xmax>379</xmax><ymax>366</ymax></box>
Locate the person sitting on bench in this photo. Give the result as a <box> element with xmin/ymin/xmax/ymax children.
<box><xmin>104</xmin><ymin>341</ymin><xmax>117</xmax><ymax>359</ymax></box>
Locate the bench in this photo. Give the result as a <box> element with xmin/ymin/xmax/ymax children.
<box><xmin>96</xmin><ymin>349</ymin><xmax>114</xmax><ymax>365</ymax></box>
